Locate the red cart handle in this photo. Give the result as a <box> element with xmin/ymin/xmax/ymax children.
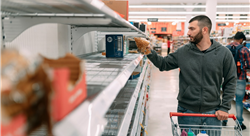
<box><xmin>170</xmin><ymin>112</ymin><xmax>237</xmax><ymax>120</ymax></box>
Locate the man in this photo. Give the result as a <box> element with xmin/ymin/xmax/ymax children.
<box><xmin>167</xmin><ymin>37</ymin><xmax>172</xmax><ymax>54</ymax></box>
<box><xmin>223</xmin><ymin>32</ymin><xmax>249</xmax><ymax>130</ymax></box>
<box><xmin>139</xmin><ymin>15</ymin><xmax>237</xmax><ymax>134</ymax></box>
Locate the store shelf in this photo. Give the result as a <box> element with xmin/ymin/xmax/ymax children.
<box><xmin>102</xmin><ymin>60</ymin><xmax>147</xmax><ymax>136</ymax></box>
<box><xmin>53</xmin><ymin>53</ymin><xmax>143</xmax><ymax>136</ymax></box>
<box><xmin>129</xmin><ymin>65</ymin><xmax>150</xmax><ymax>136</ymax></box>
<box><xmin>233</xmin><ymin>98</ymin><xmax>250</xmax><ymax>112</ymax></box>
<box><xmin>2</xmin><ymin>0</ymin><xmax>145</xmax><ymax>42</ymax></box>
<box><xmin>101</xmin><ymin>60</ymin><xmax>148</xmax><ymax>136</ymax></box>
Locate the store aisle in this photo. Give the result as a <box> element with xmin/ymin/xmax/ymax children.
<box><xmin>147</xmin><ymin>58</ymin><xmax>250</xmax><ymax>135</ymax></box>
<box><xmin>147</xmin><ymin>65</ymin><xmax>179</xmax><ymax>135</ymax></box>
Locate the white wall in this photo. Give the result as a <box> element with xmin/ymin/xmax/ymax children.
<box><xmin>72</xmin><ymin>31</ymin><xmax>97</xmax><ymax>56</ymax></box>
<box><xmin>5</xmin><ymin>24</ymin><xmax>71</xmax><ymax>59</ymax></box>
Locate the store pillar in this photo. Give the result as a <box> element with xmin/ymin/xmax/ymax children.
<box><xmin>206</xmin><ymin>0</ymin><xmax>217</xmax><ymax>33</ymax></box>
<box><xmin>184</xmin><ymin>9</ymin><xmax>193</xmax><ymax>36</ymax></box>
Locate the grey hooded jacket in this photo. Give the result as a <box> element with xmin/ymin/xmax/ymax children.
<box><xmin>147</xmin><ymin>39</ymin><xmax>237</xmax><ymax>113</ymax></box>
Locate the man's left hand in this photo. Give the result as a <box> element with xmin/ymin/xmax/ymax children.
<box><xmin>215</xmin><ymin>110</ymin><xmax>229</xmax><ymax>120</ymax></box>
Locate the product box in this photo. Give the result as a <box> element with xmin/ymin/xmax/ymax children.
<box><xmin>106</xmin><ymin>34</ymin><xmax>124</xmax><ymax>58</ymax></box>
<box><xmin>51</xmin><ymin>65</ymin><xmax>87</xmax><ymax>121</ymax></box>
<box><xmin>1</xmin><ymin>115</ymin><xmax>26</xmax><ymax>136</ymax></box>
<box><xmin>102</xmin><ymin>0</ymin><xmax>129</xmax><ymax>21</ymax></box>
<box><xmin>129</xmin><ymin>72</ymin><xmax>140</xmax><ymax>80</ymax></box>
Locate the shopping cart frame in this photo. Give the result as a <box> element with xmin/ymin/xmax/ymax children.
<box><xmin>170</xmin><ymin>112</ymin><xmax>242</xmax><ymax>136</ymax></box>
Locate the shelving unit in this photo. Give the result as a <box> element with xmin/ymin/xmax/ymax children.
<box><xmin>1</xmin><ymin>0</ymin><xmax>146</xmax><ymax>43</ymax></box>
<box><xmin>234</xmin><ymin>98</ymin><xmax>250</xmax><ymax>112</ymax></box>
<box><xmin>100</xmin><ymin>60</ymin><xmax>152</xmax><ymax>136</ymax></box>
<box><xmin>1</xmin><ymin>0</ymin><xmax>151</xmax><ymax>136</ymax></box>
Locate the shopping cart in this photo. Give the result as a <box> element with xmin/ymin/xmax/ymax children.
<box><xmin>170</xmin><ymin>112</ymin><xmax>242</xmax><ymax>136</ymax></box>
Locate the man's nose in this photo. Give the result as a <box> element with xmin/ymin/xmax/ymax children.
<box><xmin>187</xmin><ymin>30</ymin><xmax>191</xmax><ymax>36</ymax></box>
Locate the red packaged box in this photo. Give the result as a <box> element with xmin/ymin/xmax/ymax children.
<box><xmin>1</xmin><ymin>114</ymin><xmax>26</xmax><ymax>136</ymax></box>
<box><xmin>51</xmin><ymin>68</ymin><xmax>87</xmax><ymax>121</ymax></box>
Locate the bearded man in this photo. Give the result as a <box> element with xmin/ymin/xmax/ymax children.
<box><xmin>140</xmin><ymin>15</ymin><xmax>237</xmax><ymax>136</ymax></box>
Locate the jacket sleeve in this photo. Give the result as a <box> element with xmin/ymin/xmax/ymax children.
<box><xmin>243</xmin><ymin>48</ymin><xmax>250</xmax><ymax>69</ymax></box>
<box><xmin>146</xmin><ymin>49</ymin><xmax>179</xmax><ymax>71</ymax></box>
<box><xmin>221</xmin><ymin>51</ymin><xmax>237</xmax><ymax>112</ymax></box>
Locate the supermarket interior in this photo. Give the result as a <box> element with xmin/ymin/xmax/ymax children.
<box><xmin>1</xmin><ymin>0</ymin><xmax>250</xmax><ymax>136</ymax></box>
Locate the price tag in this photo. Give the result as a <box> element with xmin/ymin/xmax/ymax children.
<box><xmin>140</xmin><ymin>123</ymin><xmax>144</xmax><ymax>129</ymax></box>
<box><xmin>142</xmin><ymin>110</ymin><xmax>145</xmax><ymax>115</ymax></box>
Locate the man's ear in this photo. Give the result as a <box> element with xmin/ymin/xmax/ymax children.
<box><xmin>240</xmin><ymin>39</ymin><xmax>243</xmax><ymax>44</ymax></box>
<box><xmin>203</xmin><ymin>27</ymin><xmax>209</xmax><ymax>34</ymax></box>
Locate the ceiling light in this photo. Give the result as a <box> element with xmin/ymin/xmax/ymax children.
<box><xmin>129</xmin><ymin>19</ymin><xmax>186</xmax><ymax>22</ymax></box>
<box><xmin>129</xmin><ymin>16</ymin><xmax>250</xmax><ymax>19</ymax></box>
<box><xmin>129</xmin><ymin>19</ymin><xmax>250</xmax><ymax>23</ymax></box>
<box><xmin>129</xmin><ymin>12</ymin><xmax>249</xmax><ymax>15</ymax></box>
<box><xmin>129</xmin><ymin>5</ymin><xmax>250</xmax><ymax>8</ymax></box>
<box><xmin>172</xmin><ymin>22</ymin><xmax>177</xmax><ymax>25</ymax></box>
<box><xmin>216</xmin><ymin>12</ymin><xmax>250</xmax><ymax>14</ymax></box>
<box><xmin>226</xmin><ymin>22</ymin><xmax>229</xmax><ymax>25</ymax></box>
<box><xmin>129</xmin><ymin>16</ymin><xmax>187</xmax><ymax>19</ymax></box>
<box><xmin>216</xmin><ymin>16</ymin><xmax>250</xmax><ymax>19</ymax></box>
<box><xmin>129</xmin><ymin>5</ymin><xmax>206</xmax><ymax>8</ymax></box>
<box><xmin>129</xmin><ymin>12</ymin><xmax>206</xmax><ymax>15</ymax></box>
<box><xmin>148</xmin><ymin>22</ymin><xmax>152</xmax><ymax>25</ymax></box>
<box><xmin>217</xmin><ymin>5</ymin><xmax>250</xmax><ymax>8</ymax></box>
<box><xmin>216</xmin><ymin>20</ymin><xmax>249</xmax><ymax>22</ymax></box>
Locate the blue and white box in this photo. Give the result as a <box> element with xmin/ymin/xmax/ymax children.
<box><xmin>106</xmin><ymin>34</ymin><xmax>124</xmax><ymax>58</ymax></box>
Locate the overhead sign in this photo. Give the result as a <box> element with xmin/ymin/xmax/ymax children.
<box><xmin>147</xmin><ymin>18</ymin><xmax>158</xmax><ymax>22</ymax></box>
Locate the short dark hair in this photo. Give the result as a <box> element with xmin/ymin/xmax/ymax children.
<box><xmin>234</xmin><ymin>32</ymin><xmax>246</xmax><ymax>40</ymax></box>
<box><xmin>189</xmin><ymin>15</ymin><xmax>212</xmax><ymax>33</ymax></box>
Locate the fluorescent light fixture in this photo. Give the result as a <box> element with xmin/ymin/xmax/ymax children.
<box><xmin>148</xmin><ymin>22</ymin><xmax>152</xmax><ymax>25</ymax></box>
<box><xmin>216</xmin><ymin>16</ymin><xmax>250</xmax><ymax>19</ymax></box>
<box><xmin>129</xmin><ymin>16</ymin><xmax>250</xmax><ymax>19</ymax></box>
<box><xmin>129</xmin><ymin>5</ymin><xmax>250</xmax><ymax>8</ymax></box>
<box><xmin>129</xmin><ymin>5</ymin><xmax>205</xmax><ymax>8</ymax></box>
<box><xmin>226</xmin><ymin>22</ymin><xmax>229</xmax><ymax>25</ymax></box>
<box><xmin>129</xmin><ymin>12</ymin><xmax>206</xmax><ymax>15</ymax></box>
<box><xmin>217</xmin><ymin>12</ymin><xmax>250</xmax><ymax>14</ymax></box>
<box><xmin>216</xmin><ymin>20</ymin><xmax>249</xmax><ymax>22</ymax></box>
<box><xmin>129</xmin><ymin>12</ymin><xmax>250</xmax><ymax>15</ymax></box>
<box><xmin>172</xmin><ymin>22</ymin><xmax>177</xmax><ymax>25</ymax></box>
<box><xmin>129</xmin><ymin>19</ymin><xmax>250</xmax><ymax>22</ymax></box>
<box><xmin>129</xmin><ymin>16</ymin><xmax>187</xmax><ymax>18</ymax></box>
<box><xmin>217</xmin><ymin>5</ymin><xmax>250</xmax><ymax>8</ymax></box>
<box><xmin>129</xmin><ymin>19</ymin><xmax>186</xmax><ymax>22</ymax></box>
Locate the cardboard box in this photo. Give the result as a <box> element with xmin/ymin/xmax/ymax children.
<box><xmin>1</xmin><ymin>115</ymin><xmax>26</xmax><ymax>136</ymax></box>
<box><xmin>106</xmin><ymin>34</ymin><xmax>124</xmax><ymax>58</ymax></box>
<box><xmin>51</xmin><ymin>66</ymin><xmax>87</xmax><ymax>121</ymax></box>
<box><xmin>102</xmin><ymin>0</ymin><xmax>129</xmax><ymax>21</ymax></box>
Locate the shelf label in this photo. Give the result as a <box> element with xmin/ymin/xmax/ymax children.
<box><xmin>140</xmin><ymin>123</ymin><xmax>144</xmax><ymax>129</ymax></box>
<box><xmin>142</xmin><ymin>110</ymin><xmax>145</xmax><ymax>115</ymax></box>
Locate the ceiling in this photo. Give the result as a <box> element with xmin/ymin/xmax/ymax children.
<box><xmin>127</xmin><ymin>0</ymin><xmax>250</xmax><ymax>22</ymax></box>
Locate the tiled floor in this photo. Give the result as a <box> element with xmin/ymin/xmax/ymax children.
<box><xmin>147</xmin><ymin>50</ymin><xmax>250</xmax><ymax>136</ymax></box>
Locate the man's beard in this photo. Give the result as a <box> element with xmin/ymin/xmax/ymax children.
<box><xmin>189</xmin><ymin>30</ymin><xmax>203</xmax><ymax>44</ymax></box>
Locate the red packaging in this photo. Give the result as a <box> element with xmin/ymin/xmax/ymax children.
<box><xmin>51</xmin><ymin>68</ymin><xmax>87</xmax><ymax>121</ymax></box>
<box><xmin>1</xmin><ymin>115</ymin><xmax>26</xmax><ymax>136</ymax></box>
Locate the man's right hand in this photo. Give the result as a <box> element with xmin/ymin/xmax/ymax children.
<box><xmin>134</xmin><ymin>37</ymin><xmax>151</xmax><ymax>55</ymax></box>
